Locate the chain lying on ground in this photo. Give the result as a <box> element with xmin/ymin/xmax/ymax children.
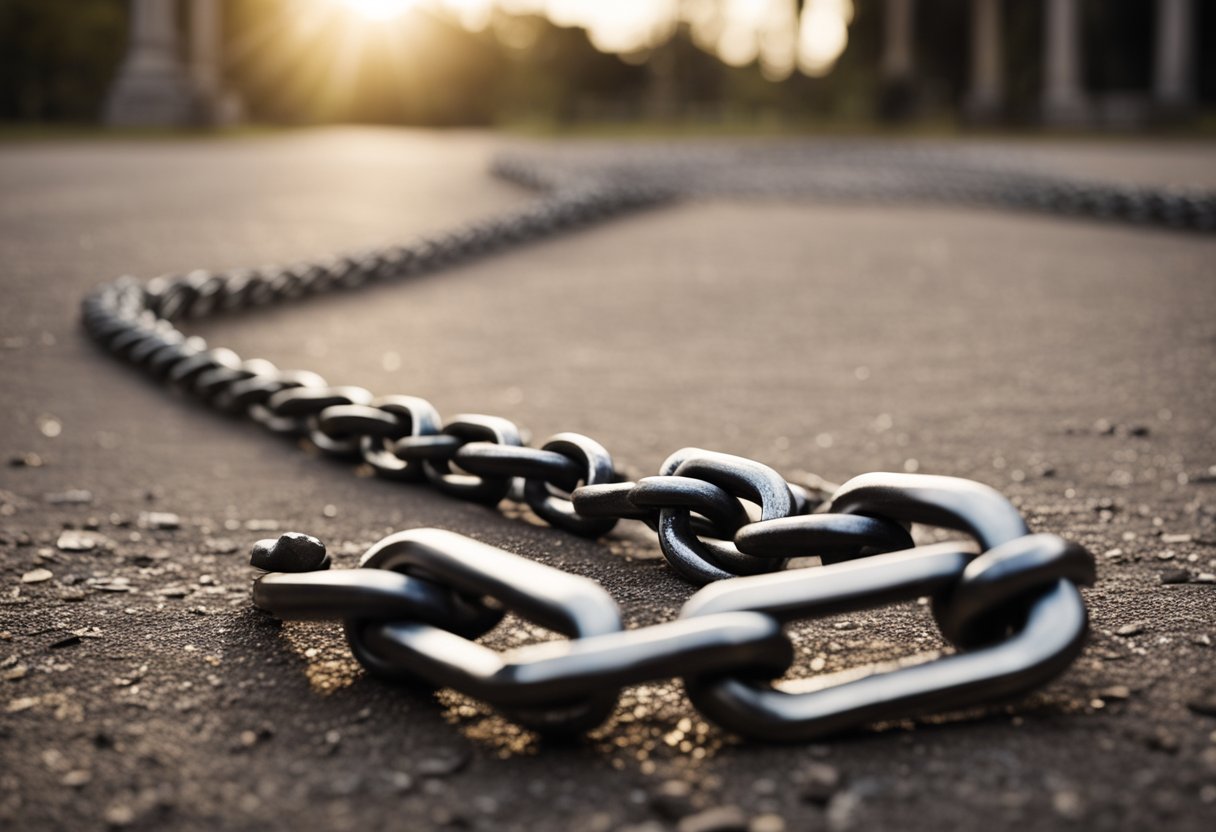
<box><xmin>79</xmin><ymin>145</ymin><xmax>1138</xmax><ymax>740</ymax></box>
<box><xmin>249</xmin><ymin>479</ymin><xmax>1095</xmax><ymax>740</ymax></box>
<box><xmin>497</xmin><ymin>143</ymin><xmax>1216</xmax><ymax>232</ymax></box>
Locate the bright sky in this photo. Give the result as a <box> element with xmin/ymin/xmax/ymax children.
<box><xmin>332</xmin><ymin>0</ymin><xmax>854</xmax><ymax>78</ymax></box>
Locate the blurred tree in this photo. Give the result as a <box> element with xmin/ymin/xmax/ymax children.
<box><xmin>0</xmin><ymin>0</ymin><xmax>126</xmax><ymax>121</ymax></box>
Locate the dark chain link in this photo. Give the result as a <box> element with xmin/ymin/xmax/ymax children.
<box><xmin>249</xmin><ymin>474</ymin><xmax>1096</xmax><ymax>740</ymax></box>
<box><xmin>80</xmin><ymin>151</ymin><xmax>1114</xmax><ymax>741</ymax></box>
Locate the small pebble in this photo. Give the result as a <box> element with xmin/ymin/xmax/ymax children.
<box><xmin>56</xmin><ymin>531</ymin><xmax>98</xmax><ymax>552</ymax></box>
<box><xmin>415</xmin><ymin>747</ymin><xmax>471</xmax><ymax>778</ymax></box>
<box><xmin>203</xmin><ymin>538</ymin><xmax>239</xmax><ymax>555</ymax></box>
<box><xmin>1116</xmin><ymin>623</ymin><xmax>1145</xmax><ymax>637</ymax></box>
<box><xmin>1161</xmin><ymin>569</ymin><xmax>1191</xmax><ymax>585</ymax></box>
<box><xmin>2</xmin><ymin>664</ymin><xmax>28</xmax><ymax>681</ymax></box>
<box><xmin>651</xmin><ymin>780</ymin><xmax>695</xmax><ymax>819</ymax></box>
<box><xmin>1052</xmin><ymin>789</ymin><xmax>1085</xmax><ymax>820</ymax></box>
<box><xmin>677</xmin><ymin>806</ymin><xmax>749</xmax><ymax>832</ymax></box>
<box><xmin>749</xmin><ymin>815</ymin><xmax>786</xmax><ymax>832</ymax></box>
<box><xmin>21</xmin><ymin>568</ymin><xmax>53</xmax><ymax>584</ymax></box>
<box><xmin>103</xmin><ymin>804</ymin><xmax>136</xmax><ymax>826</ymax></box>
<box><xmin>798</xmin><ymin>762</ymin><xmax>842</xmax><ymax>804</ymax></box>
<box><xmin>139</xmin><ymin>511</ymin><xmax>180</xmax><ymax>530</ymax></box>
<box><xmin>249</xmin><ymin>533</ymin><xmax>329</xmax><ymax>572</ymax></box>
<box><xmin>62</xmin><ymin>769</ymin><xmax>92</xmax><ymax>787</ymax></box>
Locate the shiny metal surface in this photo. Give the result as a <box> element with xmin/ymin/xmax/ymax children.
<box><xmin>521</xmin><ymin>433</ymin><xmax>618</xmax><ymax>537</ymax></box>
<box><xmin>420</xmin><ymin>415</ymin><xmax>524</xmax><ymax>505</ymax></box>
<box><xmin>684</xmin><ymin>581</ymin><xmax>1088</xmax><ymax>742</ymax></box>
<box><xmin>250</xmin><ymin>520</ymin><xmax>1092</xmax><ymax>741</ymax></box>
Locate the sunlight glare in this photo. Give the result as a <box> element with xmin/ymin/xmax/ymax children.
<box><xmin>338</xmin><ymin>0</ymin><xmax>416</xmax><ymax>21</ymax></box>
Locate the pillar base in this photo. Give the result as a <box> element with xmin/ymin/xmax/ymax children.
<box><xmin>963</xmin><ymin>93</ymin><xmax>1004</xmax><ymax>124</ymax></box>
<box><xmin>105</xmin><ymin>56</ymin><xmax>198</xmax><ymax>128</ymax></box>
<box><xmin>1041</xmin><ymin>97</ymin><xmax>1090</xmax><ymax>128</ymax></box>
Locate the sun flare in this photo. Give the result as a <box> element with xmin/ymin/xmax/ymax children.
<box><xmin>336</xmin><ymin>0</ymin><xmax>416</xmax><ymax>21</ymax></box>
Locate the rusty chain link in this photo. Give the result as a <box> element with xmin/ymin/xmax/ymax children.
<box><xmin>80</xmin><ymin>150</ymin><xmax>1112</xmax><ymax>741</ymax></box>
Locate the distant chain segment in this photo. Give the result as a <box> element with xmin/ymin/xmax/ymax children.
<box><xmin>81</xmin><ymin>149</ymin><xmax>1111</xmax><ymax>741</ymax></box>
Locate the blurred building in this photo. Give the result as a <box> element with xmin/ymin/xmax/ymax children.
<box><xmin>0</xmin><ymin>0</ymin><xmax>1207</xmax><ymax>129</ymax></box>
<box><xmin>105</xmin><ymin>0</ymin><xmax>239</xmax><ymax>126</ymax></box>
<box><xmin>878</xmin><ymin>0</ymin><xmax>1198</xmax><ymax>125</ymax></box>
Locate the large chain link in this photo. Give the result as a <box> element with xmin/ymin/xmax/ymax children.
<box><xmin>79</xmin><ymin>148</ymin><xmax>1134</xmax><ymax>740</ymax></box>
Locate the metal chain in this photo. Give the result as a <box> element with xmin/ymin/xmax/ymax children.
<box><xmin>78</xmin><ymin>149</ymin><xmax>1128</xmax><ymax>741</ymax></box>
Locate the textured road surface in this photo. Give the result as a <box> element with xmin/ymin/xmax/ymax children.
<box><xmin>1</xmin><ymin>128</ymin><xmax>1215</xmax><ymax>832</ymax></box>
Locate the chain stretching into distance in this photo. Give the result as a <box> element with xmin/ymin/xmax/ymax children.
<box><xmin>79</xmin><ymin>148</ymin><xmax>1141</xmax><ymax>740</ymax></box>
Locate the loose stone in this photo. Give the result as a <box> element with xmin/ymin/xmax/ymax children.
<box><xmin>798</xmin><ymin>762</ymin><xmax>842</xmax><ymax>804</ymax></box>
<box><xmin>139</xmin><ymin>511</ymin><xmax>181</xmax><ymax>530</ymax></box>
<box><xmin>45</xmin><ymin>489</ymin><xmax>93</xmax><ymax>505</ymax></box>
<box><xmin>749</xmin><ymin>815</ymin><xmax>786</xmax><ymax>832</ymax></box>
<box><xmin>21</xmin><ymin>568</ymin><xmax>53</xmax><ymax>584</ymax></box>
<box><xmin>56</xmin><ymin>531</ymin><xmax>98</xmax><ymax>552</ymax></box>
<box><xmin>677</xmin><ymin>806</ymin><xmax>749</xmax><ymax>832</ymax></box>
<box><xmin>2</xmin><ymin>664</ymin><xmax>28</xmax><ymax>681</ymax></box>
<box><xmin>651</xmin><ymin>780</ymin><xmax>695</xmax><ymax>819</ymax></box>
<box><xmin>249</xmin><ymin>532</ymin><xmax>330</xmax><ymax>572</ymax></box>
<box><xmin>415</xmin><ymin>747</ymin><xmax>471</xmax><ymax>778</ymax></box>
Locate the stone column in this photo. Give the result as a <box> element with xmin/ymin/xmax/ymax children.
<box><xmin>1041</xmin><ymin>0</ymin><xmax>1088</xmax><ymax>126</ymax></box>
<box><xmin>105</xmin><ymin>0</ymin><xmax>196</xmax><ymax>127</ymax></box>
<box><xmin>189</xmin><ymin>0</ymin><xmax>240</xmax><ymax>124</ymax></box>
<box><xmin>190</xmin><ymin>0</ymin><xmax>220</xmax><ymax>99</ymax></box>
<box><xmin>879</xmin><ymin>0</ymin><xmax>916</xmax><ymax>120</ymax></box>
<box><xmin>1153</xmin><ymin>0</ymin><xmax>1194</xmax><ymax>115</ymax></box>
<box><xmin>964</xmin><ymin>0</ymin><xmax>1003</xmax><ymax>122</ymax></box>
<box><xmin>882</xmin><ymin>0</ymin><xmax>914</xmax><ymax>82</ymax></box>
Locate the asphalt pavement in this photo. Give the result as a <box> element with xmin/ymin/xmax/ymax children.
<box><xmin>1</xmin><ymin>128</ymin><xmax>1214</xmax><ymax>831</ymax></box>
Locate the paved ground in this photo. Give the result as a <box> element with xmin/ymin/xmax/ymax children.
<box><xmin>1</xmin><ymin>128</ymin><xmax>1214</xmax><ymax>832</ymax></box>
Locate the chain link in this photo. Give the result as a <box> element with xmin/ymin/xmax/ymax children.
<box><xmin>79</xmin><ymin>149</ymin><xmax>1120</xmax><ymax>741</ymax></box>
